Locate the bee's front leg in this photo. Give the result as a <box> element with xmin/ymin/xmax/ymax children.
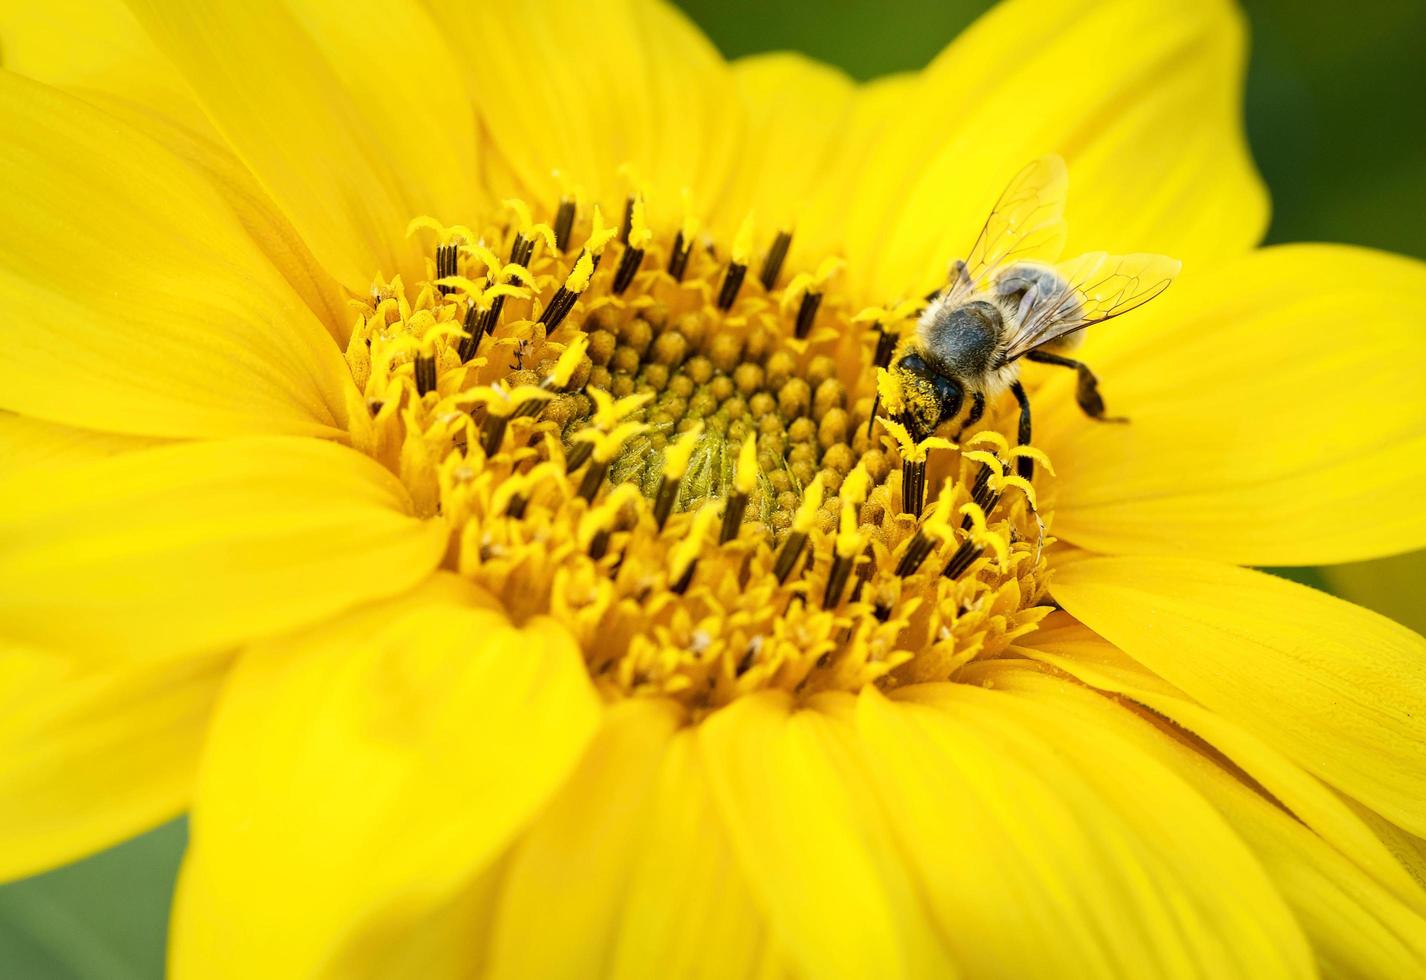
<box><xmin>1010</xmin><ymin>380</ymin><xmax>1033</xmax><ymax>481</ymax></box>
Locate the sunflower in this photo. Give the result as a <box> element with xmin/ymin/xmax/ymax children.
<box><xmin>3</xmin><ymin>0</ymin><xmax>1426</xmax><ymax>976</ymax></box>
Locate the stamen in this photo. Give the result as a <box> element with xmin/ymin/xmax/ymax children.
<box><xmin>794</xmin><ymin>290</ymin><xmax>823</xmax><ymax>340</ymax></box>
<box><xmin>457</xmin><ymin>303</ymin><xmax>484</xmax><ymax>362</ymax></box>
<box><xmin>719</xmin><ymin>435</ymin><xmax>758</xmax><ymax>544</ymax></box>
<box><xmin>653</xmin><ymin>425</ymin><xmax>702</xmax><ymax>529</ymax></box>
<box><xmin>716</xmin><ymin>261</ymin><xmax>747</xmax><ymax>311</ymax></box>
<box><xmin>435</xmin><ymin>243</ymin><xmax>459</xmax><ymax>295</ymax></box>
<box><xmin>758</xmin><ymin>229</ymin><xmax>793</xmax><ymax>290</ymax></box>
<box><xmin>414</xmin><ymin>354</ymin><xmax>437</xmax><ymax>396</ymax></box>
<box><xmin>772</xmin><ymin>474</ymin><xmax>824</xmax><ymax>583</ymax></box>
<box><xmin>553</xmin><ymin>197</ymin><xmax>576</xmax><ymax>252</ymax></box>
<box><xmin>667</xmin><ymin>229</ymin><xmax>692</xmax><ymax>281</ymax></box>
<box><xmin>942</xmin><ymin>539</ymin><xmax>981</xmax><ymax>579</ymax></box>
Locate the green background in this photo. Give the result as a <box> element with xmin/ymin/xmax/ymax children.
<box><xmin>4</xmin><ymin>1</ymin><xmax>1423</xmax><ymax>976</ymax></box>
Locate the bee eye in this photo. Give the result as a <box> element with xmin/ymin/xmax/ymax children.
<box><xmin>929</xmin><ymin>375</ymin><xmax>964</xmax><ymax>418</ymax></box>
<box><xmin>898</xmin><ymin>352</ymin><xmax>929</xmax><ymax>376</ymax></box>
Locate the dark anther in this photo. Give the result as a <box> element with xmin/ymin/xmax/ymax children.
<box><xmin>822</xmin><ymin>552</ymin><xmax>855</xmax><ymax>609</ymax></box>
<box><xmin>873</xmin><ymin>602</ymin><xmax>892</xmax><ymax>622</ymax></box>
<box><xmin>893</xmin><ymin>530</ymin><xmax>937</xmax><ymax>578</ymax></box>
<box><xmin>505</xmin><ymin>493</ymin><xmax>529</xmax><ymax>520</ymax></box>
<box><xmin>652</xmin><ymin>475</ymin><xmax>681</xmax><ymax>530</ymax></box>
<box><xmin>716</xmin><ymin>262</ymin><xmax>748</xmax><ymax>311</ymax></box>
<box><xmin>902</xmin><ymin>459</ymin><xmax>927</xmax><ymax>517</ymax></box>
<box><xmin>772</xmin><ymin>530</ymin><xmax>809</xmax><ymax>584</ymax></box>
<box><xmin>553</xmin><ymin>198</ymin><xmax>576</xmax><ymax>253</ymax></box>
<box><xmin>758</xmin><ymin>229</ymin><xmax>793</xmax><ymax>290</ymax></box>
<box><xmin>619</xmin><ymin>195</ymin><xmax>635</xmax><ymax>245</ymax></box>
<box><xmin>961</xmin><ymin>463</ymin><xmax>1000</xmax><ymax>531</ymax></box>
<box><xmin>414</xmin><ymin>354</ymin><xmax>437</xmax><ymax>396</ymax></box>
<box><xmin>564</xmin><ymin>439</ymin><xmax>594</xmax><ymax>474</ymax></box>
<box><xmin>577</xmin><ymin>459</ymin><xmax>610</xmax><ymax>502</ymax></box>
<box><xmin>613</xmin><ymin>245</ymin><xmax>645</xmax><ymax>295</ymax></box>
<box><xmin>367</xmin><ymin>399</ymin><xmax>384</xmax><ymax>416</ymax></box>
<box><xmin>670</xmin><ymin>561</ymin><xmax>697</xmax><ymax>596</ymax></box>
<box><xmin>719</xmin><ymin>491</ymin><xmax>749</xmax><ymax>544</ymax></box>
<box><xmin>479</xmin><ymin>414</ymin><xmax>510</xmax><ymax>457</ymax></box>
<box><xmin>509</xmin><ymin>232</ymin><xmax>534</xmax><ymax>267</ymax></box>
<box><xmin>867</xmin><ymin>323</ymin><xmax>898</xmax><ymax>438</ymax></box>
<box><xmin>457</xmin><ymin>303</ymin><xmax>484</xmax><ymax>362</ymax></box>
<box><xmin>435</xmin><ymin>243</ymin><xmax>459</xmax><ymax>295</ymax></box>
<box><xmin>588</xmin><ymin>528</ymin><xmax>612</xmax><ymax>561</ymax></box>
<box><xmin>942</xmin><ymin>539</ymin><xmax>982</xmax><ymax>580</ymax></box>
<box><xmin>735</xmin><ymin>638</ymin><xmax>762</xmax><ymax>676</ymax></box>
<box><xmin>667</xmin><ymin>229</ymin><xmax>693</xmax><ymax>281</ymax></box>
<box><xmin>847</xmin><ymin>545</ymin><xmax>877</xmax><ymax>605</ymax></box>
<box><xmin>794</xmin><ymin>290</ymin><xmax>823</xmax><ymax>340</ymax></box>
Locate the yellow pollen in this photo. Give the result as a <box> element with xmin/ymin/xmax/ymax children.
<box><xmin>354</xmin><ymin>193</ymin><xmax>1058</xmax><ymax>709</ymax></box>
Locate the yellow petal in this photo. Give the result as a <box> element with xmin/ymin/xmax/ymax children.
<box><xmin>0</xmin><ymin>642</ymin><xmax>230</xmax><ymax>883</ymax></box>
<box><xmin>126</xmin><ymin>0</ymin><xmax>479</xmax><ymax>290</ymax></box>
<box><xmin>170</xmin><ymin>576</ymin><xmax>600</xmax><ymax>980</ymax></box>
<box><xmin>846</xmin><ymin>0</ymin><xmax>1264</xmax><ymax>300</ymax></box>
<box><xmin>1053</xmin><ymin>556</ymin><xmax>1426</xmax><ymax>837</ymax></box>
<box><xmin>797</xmin><ymin>71</ymin><xmax>916</xmax><ymax>263</ymax></box>
<box><xmin>435</xmin><ymin>0</ymin><xmax>741</xmax><ymax>219</ymax></box>
<box><xmin>721</xmin><ymin>54</ymin><xmax>854</xmax><ymax>249</ymax></box>
<box><xmin>0</xmin><ymin>0</ymin><xmax>208</xmax><ymax>133</ymax></box>
<box><xmin>1324</xmin><ymin>549</ymin><xmax>1426</xmax><ymax>637</ymax></box>
<box><xmin>0</xmin><ymin>437</ymin><xmax>446</xmax><ymax>659</ymax></box>
<box><xmin>1019</xmin><ymin>616</ymin><xmax>1426</xmax><ymax>913</ymax></box>
<box><xmin>978</xmin><ymin>662</ymin><xmax>1426</xmax><ymax>978</ymax></box>
<box><xmin>487</xmin><ymin>698</ymin><xmax>684</xmax><ymax>979</ymax></box>
<box><xmin>0</xmin><ymin>71</ymin><xmax>354</xmax><ymax>440</ymax></box>
<box><xmin>699</xmin><ymin>691</ymin><xmax>954</xmax><ymax>980</ymax></box>
<box><xmin>862</xmin><ymin>682</ymin><xmax>1311</xmax><ymax>978</ymax></box>
<box><xmin>0</xmin><ymin>413</ymin><xmax>163</xmax><ymax>475</ymax></box>
<box><xmin>1042</xmin><ymin>244</ymin><xmax>1426</xmax><ymax>565</ymax></box>
<box><xmin>606</xmin><ymin>727</ymin><xmax>772</xmax><ymax>980</ymax></box>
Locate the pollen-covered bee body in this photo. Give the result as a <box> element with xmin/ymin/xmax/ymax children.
<box><xmin>880</xmin><ymin>156</ymin><xmax>1180</xmax><ymax>457</ymax></box>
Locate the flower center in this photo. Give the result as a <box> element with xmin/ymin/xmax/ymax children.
<box><xmin>344</xmin><ymin>196</ymin><xmax>1053</xmax><ymax>711</ymax></box>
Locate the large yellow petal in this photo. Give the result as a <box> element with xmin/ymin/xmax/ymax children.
<box><xmin>979</xmin><ymin>662</ymin><xmax>1426</xmax><ymax>978</ymax></box>
<box><xmin>486</xmin><ymin>698</ymin><xmax>683</xmax><ymax>979</ymax></box>
<box><xmin>720</xmin><ymin>54</ymin><xmax>855</xmax><ymax>252</ymax></box>
<box><xmin>0</xmin><ymin>414</ymin><xmax>163</xmax><ymax>475</ymax></box>
<box><xmin>606</xmin><ymin>727</ymin><xmax>774</xmax><ymax>980</ymax></box>
<box><xmin>1324</xmin><ymin>549</ymin><xmax>1426</xmax><ymax>637</ymax></box>
<box><xmin>169</xmin><ymin>576</ymin><xmax>600</xmax><ymax>980</ymax></box>
<box><xmin>125</xmin><ymin>0</ymin><xmax>480</xmax><ymax>290</ymax></box>
<box><xmin>845</xmin><ymin>0</ymin><xmax>1264</xmax><ymax>300</ymax></box>
<box><xmin>1041</xmin><ymin>244</ymin><xmax>1426</xmax><ymax>565</ymax></box>
<box><xmin>862</xmin><ymin>682</ymin><xmax>1312</xmax><ymax>978</ymax></box>
<box><xmin>0</xmin><ymin>642</ymin><xmax>230</xmax><ymax>883</ymax></box>
<box><xmin>434</xmin><ymin>0</ymin><xmax>741</xmax><ymax>222</ymax></box>
<box><xmin>1053</xmin><ymin>556</ymin><xmax>1426</xmax><ymax>837</ymax></box>
<box><xmin>1019</xmin><ymin>616</ymin><xmax>1426</xmax><ymax>913</ymax></box>
<box><xmin>0</xmin><ymin>437</ymin><xmax>446</xmax><ymax>660</ymax></box>
<box><xmin>0</xmin><ymin>0</ymin><xmax>206</xmax><ymax>133</ymax></box>
<box><xmin>699</xmin><ymin>691</ymin><xmax>954</xmax><ymax>980</ymax></box>
<box><xmin>0</xmin><ymin>70</ymin><xmax>353</xmax><ymax>440</ymax></box>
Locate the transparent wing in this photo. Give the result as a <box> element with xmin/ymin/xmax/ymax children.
<box><xmin>1003</xmin><ymin>251</ymin><xmax>1182</xmax><ymax>361</ymax></box>
<box><xmin>943</xmin><ymin>155</ymin><xmax>1070</xmax><ymax>305</ymax></box>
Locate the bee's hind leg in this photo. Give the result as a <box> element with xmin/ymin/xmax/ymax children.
<box><xmin>953</xmin><ymin>391</ymin><xmax>985</xmax><ymax>440</ymax></box>
<box><xmin>1024</xmin><ymin>350</ymin><xmax>1127</xmax><ymax>424</ymax></box>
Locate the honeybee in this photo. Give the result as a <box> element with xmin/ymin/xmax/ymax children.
<box><xmin>885</xmin><ymin>155</ymin><xmax>1180</xmax><ymax>478</ymax></box>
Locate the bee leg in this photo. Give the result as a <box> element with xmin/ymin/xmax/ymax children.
<box><xmin>954</xmin><ymin>391</ymin><xmax>985</xmax><ymax>439</ymax></box>
<box><xmin>1024</xmin><ymin>350</ymin><xmax>1127</xmax><ymax>423</ymax></box>
<box><xmin>1010</xmin><ymin>380</ymin><xmax>1034</xmax><ymax>481</ymax></box>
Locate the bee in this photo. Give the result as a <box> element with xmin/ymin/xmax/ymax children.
<box><xmin>884</xmin><ymin>155</ymin><xmax>1181</xmax><ymax>478</ymax></box>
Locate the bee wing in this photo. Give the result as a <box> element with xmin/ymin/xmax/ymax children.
<box><xmin>944</xmin><ymin>155</ymin><xmax>1069</xmax><ymax>304</ymax></box>
<box><xmin>1003</xmin><ymin>251</ymin><xmax>1181</xmax><ymax>361</ymax></box>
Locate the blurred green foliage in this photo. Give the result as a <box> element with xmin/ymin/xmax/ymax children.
<box><xmin>3</xmin><ymin>2</ymin><xmax>1422</xmax><ymax>976</ymax></box>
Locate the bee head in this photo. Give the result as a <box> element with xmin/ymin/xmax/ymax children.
<box><xmin>893</xmin><ymin>351</ymin><xmax>964</xmax><ymax>441</ymax></box>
